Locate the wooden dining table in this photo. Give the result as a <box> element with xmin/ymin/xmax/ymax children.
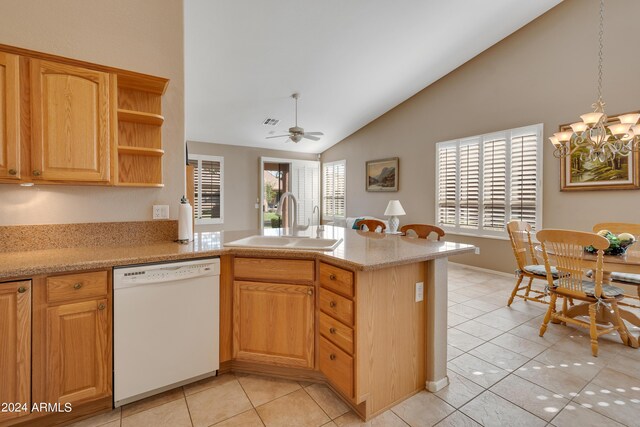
<box><xmin>535</xmin><ymin>245</ymin><xmax>640</xmax><ymax>348</ymax></box>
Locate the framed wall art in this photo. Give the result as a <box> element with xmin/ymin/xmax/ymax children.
<box><xmin>366</xmin><ymin>157</ymin><xmax>398</xmax><ymax>192</ymax></box>
<box><xmin>559</xmin><ymin>114</ymin><xmax>640</xmax><ymax>191</ymax></box>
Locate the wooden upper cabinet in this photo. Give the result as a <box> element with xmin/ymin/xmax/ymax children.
<box><xmin>0</xmin><ymin>280</ymin><xmax>31</xmax><ymax>422</ymax></box>
<box><xmin>30</xmin><ymin>59</ymin><xmax>113</xmax><ymax>182</ymax></box>
<box><xmin>0</xmin><ymin>52</ymin><xmax>21</xmax><ymax>180</ymax></box>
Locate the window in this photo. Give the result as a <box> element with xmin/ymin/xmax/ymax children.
<box><xmin>322</xmin><ymin>160</ymin><xmax>346</xmax><ymax>222</ymax></box>
<box><xmin>188</xmin><ymin>154</ymin><xmax>223</xmax><ymax>225</ymax></box>
<box><xmin>435</xmin><ymin>124</ymin><xmax>542</xmax><ymax>238</ymax></box>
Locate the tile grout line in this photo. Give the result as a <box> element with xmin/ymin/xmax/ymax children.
<box><xmin>233</xmin><ymin>377</ymin><xmax>267</xmax><ymax>427</ymax></box>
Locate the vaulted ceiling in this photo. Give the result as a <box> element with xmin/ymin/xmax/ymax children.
<box><xmin>185</xmin><ymin>0</ymin><xmax>562</xmax><ymax>153</ymax></box>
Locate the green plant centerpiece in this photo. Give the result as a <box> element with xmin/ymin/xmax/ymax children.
<box><xmin>586</xmin><ymin>230</ymin><xmax>637</xmax><ymax>255</ymax></box>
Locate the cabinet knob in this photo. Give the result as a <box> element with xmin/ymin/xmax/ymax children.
<box><xmin>329</xmin><ymin>354</ymin><xmax>336</xmax><ymax>360</ymax></box>
<box><xmin>32</xmin><ymin>169</ymin><xmax>41</xmax><ymax>177</ymax></box>
<box><xmin>329</xmin><ymin>274</ymin><xmax>337</xmax><ymax>280</ymax></box>
<box><xmin>73</xmin><ymin>283</ymin><xmax>83</xmax><ymax>290</ymax></box>
<box><xmin>98</xmin><ymin>303</ymin><xmax>106</xmax><ymax>310</ymax></box>
<box><xmin>329</xmin><ymin>327</ymin><xmax>337</xmax><ymax>334</ymax></box>
<box><xmin>17</xmin><ymin>286</ymin><xmax>27</xmax><ymax>293</ymax></box>
<box><xmin>307</xmin><ymin>288</ymin><xmax>313</xmax><ymax>296</ymax></box>
<box><xmin>329</xmin><ymin>301</ymin><xmax>337</xmax><ymax>308</ymax></box>
<box><xmin>8</xmin><ymin>169</ymin><xmax>17</xmax><ymax>176</ymax></box>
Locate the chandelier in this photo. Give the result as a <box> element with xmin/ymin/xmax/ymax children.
<box><xmin>550</xmin><ymin>0</ymin><xmax>640</xmax><ymax>162</ymax></box>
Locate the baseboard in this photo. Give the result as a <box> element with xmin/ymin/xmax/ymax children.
<box><xmin>448</xmin><ymin>262</ymin><xmax>514</xmax><ymax>278</ymax></box>
<box><xmin>426</xmin><ymin>376</ymin><xmax>449</xmax><ymax>392</ymax></box>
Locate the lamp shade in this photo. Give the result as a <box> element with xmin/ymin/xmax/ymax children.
<box><xmin>384</xmin><ymin>200</ymin><xmax>406</xmax><ymax>216</ymax></box>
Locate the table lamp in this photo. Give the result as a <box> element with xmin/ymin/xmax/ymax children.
<box><xmin>384</xmin><ymin>200</ymin><xmax>406</xmax><ymax>233</ymax></box>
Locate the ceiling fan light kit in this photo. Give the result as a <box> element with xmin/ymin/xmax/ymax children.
<box><xmin>265</xmin><ymin>93</ymin><xmax>324</xmax><ymax>144</ymax></box>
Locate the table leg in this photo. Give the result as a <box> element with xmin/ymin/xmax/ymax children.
<box><xmin>564</xmin><ymin>302</ymin><xmax>639</xmax><ymax>348</ymax></box>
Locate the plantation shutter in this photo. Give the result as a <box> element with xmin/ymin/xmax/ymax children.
<box><xmin>291</xmin><ymin>160</ymin><xmax>320</xmax><ymax>226</ymax></box>
<box><xmin>482</xmin><ymin>136</ymin><xmax>507</xmax><ymax>231</ymax></box>
<box><xmin>459</xmin><ymin>140</ymin><xmax>480</xmax><ymax>229</ymax></box>
<box><xmin>437</xmin><ymin>143</ymin><xmax>458</xmax><ymax>227</ymax></box>
<box><xmin>510</xmin><ymin>133</ymin><xmax>539</xmax><ymax>230</ymax></box>
<box><xmin>322</xmin><ymin>160</ymin><xmax>346</xmax><ymax>221</ymax></box>
<box><xmin>187</xmin><ymin>155</ymin><xmax>224</xmax><ymax>224</ymax></box>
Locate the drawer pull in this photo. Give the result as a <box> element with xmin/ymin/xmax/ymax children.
<box><xmin>73</xmin><ymin>283</ymin><xmax>83</xmax><ymax>290</ymax></box>
<box><xmin>329</xmin><ymin>274</ymin><xmax>337</xmax><ymax>280</ymax></box>
<box><xmin>32</xmin><ymin>169</ymin><xmax>41</xmax><ymax>176</ymax></box>
<box><xmin>329</xmin><ymin>327</ymin><xmax>337</xmax><ymax>334</ymax></box>
<box><xmin>329</xmin><ymin>353</ymin><xmax>336</xmax><ymax>360</ymax></box>
<box><xmin>98</xmin><ymin>303</ymin><xmax>106</xmax><ymax>310</ymax></box>
<box><xmin>8</xmin><ymin>169</ymin><xmax>17</xmax><ymax>176</ymax></box>
<box><xmin>329</xmin><ymin>300</ymin><xmax>337</xmax><ymax>308</ymax></box>
<box><xmin>307</xmin><ymin>288</ymin><xmax>314</xmax><ymax>296</ymax></box>
<box><xmin>17</xmin><ymin>286</ymin><xmax>27</xmax><ymax>293</ymax></box>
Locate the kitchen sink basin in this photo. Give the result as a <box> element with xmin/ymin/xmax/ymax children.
<box><xmin>225</xmin><ymin>235</ymin><xmax>342</xmax><ymax>251</ymax></box>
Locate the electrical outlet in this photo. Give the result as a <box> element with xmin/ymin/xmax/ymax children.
<box><xmin>475</xmin><ymin>247</ymin><xmax>480</xmax><ymax>255</ymax></box>
<box><xmin>153</xmin><ymin>205</ymin><xmax>169</xmax><ymax>220</ymax></box>
<box><xmin>415</xmin><ymin>282</ymin><xmax>424</xmax><ymax>302</ymax></box>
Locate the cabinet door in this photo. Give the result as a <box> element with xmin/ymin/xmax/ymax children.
<box><xmin>0</xmin><ymin>281</ymin><xmax>31</xmax><ymax>422</ymax></box>
<box><xmin>233</xmin><ymin>281</ymin><xmax>314</xmax><ymax>368</ymax></box>
<box><xmin>30</xmin><ymin>59</ymin><xmax>112</xmax><ymax>182</ymax></box>
<box><xmin>41</xmin><ymin>298</ymin><xmax>111</xmax><ymax>404</ymax></box>
<box><xmin>0</xmin><ymin>52</ymin><xmax>20</xmax><ymax>180</ymax></box>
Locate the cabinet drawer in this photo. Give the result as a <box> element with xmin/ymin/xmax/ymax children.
<box><xmin>319</xmin><ymin>312</ymin><xmax>354</xmax><ymax>354</ymax></box>
<box><xmin>234</xmin><ymin>258</ymin><xmax>314</xmax><ymax>282</ymax></box>
<box><xmin>319</xmin><ymin>288</ymin><xmax>354</xmax><ymax>326</ymax></box>
<box><xmin>319</xmin><ymin>262</ymin><xmax>354</xmax><ymax>298</ymax></box>
<box><xmin>319</xmin><ymin>336</ymin><xmax>354</xmax><ymax>398</ymax></box>
<box><xmin>46</xmin><ymin>271</ymin><xmax>108</xmax><ymax>304</ymax></box>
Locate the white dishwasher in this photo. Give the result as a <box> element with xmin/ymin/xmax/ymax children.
<box><xmin>113</xmin><ymin>258</ymin><xmax>220</xmax><ymax>407</ymax></box>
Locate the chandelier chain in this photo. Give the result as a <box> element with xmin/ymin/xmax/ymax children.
<box><xmin>597</xmin><ymin>0</ymin><xmax>604</xmax><ymax>105</ymax></box>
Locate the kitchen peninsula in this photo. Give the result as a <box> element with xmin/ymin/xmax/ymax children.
<box><xmin>0</xmin><ymin>224</ymin><xmax>474</xmax><ymax>424</ymax></box>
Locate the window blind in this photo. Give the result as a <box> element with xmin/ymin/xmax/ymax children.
<box><xmin>510</xmin><ymin>133</ymin><xmax>539</xmax><ymax>230</ymax></box>
<box><xmin>435</xmin><ymin>124</ymin><xmax>542</xmax><ymax>238</ymax></box>
<box><xmin>459</xmin><ymin>140</ymin><xmax>480</xmax><ymax>228</ymax></box>
<box><xmin>188</xmin><ymin>155</ymin><xmax>224</xmax><ymax>225</ymax></box>
<box><xmin>482</xmin><ymin>137</ymin><xmax>507</xmax><ymax>231</ymax></box>
<box><xmin>323</xmin><ymin>160</ymin><xmax>346</xmax><ymax>221</ymax></box>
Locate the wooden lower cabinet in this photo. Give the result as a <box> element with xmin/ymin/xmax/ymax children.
<box><xmin>0</xmin><ymin>281</ymin><xmax>31</xmax><ymax>422</ymax></box>
<box><xmin>32</xmin><ymin>271</ymin><xmax>112</xmax><ymax>408</ymax></box>
<box><xmin>233</xmin><ymin>280</ymin><xmax>314</xmax><ymax>368</ymax></box>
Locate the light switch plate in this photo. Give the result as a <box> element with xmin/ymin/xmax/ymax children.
<box><xmin>415</xmin><ymin>282</ymin><xmax>424</xmax><ymax>302</ymax></box>
<box><xmin>475</xmin><ymin>247</ymin><xmax>480</xmax><ymax>255</ymax></box>
<box><xmin>153</xmin><ymin>205</ymin><xmax>169</xmax><ymax>220</ymax></box>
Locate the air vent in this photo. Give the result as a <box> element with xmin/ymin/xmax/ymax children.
<box><xmin>262</xmin><ymin>118</ymin><xmax>280</xmax><ymax>126</ymax></box>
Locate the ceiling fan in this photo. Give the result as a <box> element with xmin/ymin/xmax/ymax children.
<box><xmin>266</xmin><ymin>93</ymin><xmax>324</xmax><ymax>143</ymax></box>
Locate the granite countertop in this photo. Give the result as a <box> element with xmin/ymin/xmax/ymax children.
<box><xmin>0</xmin><ymin>226</ymin><xmax>475</xmax><ymax>280</ymax></box>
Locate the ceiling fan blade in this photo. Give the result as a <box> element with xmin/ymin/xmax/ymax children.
<box><xmin>303</xmin><ymin>134</ymin><xmax>321</xmax><ymax>141</ymax></box>
<box><xmin>265</xmin><ymin>134</ymin><xmax>291</xmax><ymax>139</ymax></box>
<box><xmin>304</xmin><ymin>132</ymin><xmax>324</xmax><ymax>136</ymax></box>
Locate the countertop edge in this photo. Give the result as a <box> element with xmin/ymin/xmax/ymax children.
<box><xmin>0</xmin><ymin>246</ymin><xmax>477</xmax><ymax>281</ymax></box>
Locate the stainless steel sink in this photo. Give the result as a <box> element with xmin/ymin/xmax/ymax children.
<box><xmin>225</xmin><ymin>235</ymin><xmax>342</xmax><ymax>251</ymax></box>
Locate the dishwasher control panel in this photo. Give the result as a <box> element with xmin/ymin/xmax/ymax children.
<box><xmin>114</xmin><ymin>258</ymin><xmax>220</xmax><ymax>288</ymax></box>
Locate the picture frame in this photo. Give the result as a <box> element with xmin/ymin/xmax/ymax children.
<box><xmin>559</xmin><ymin>112</ymin><xmax>640</xmax><ymax>191</ymax></box>
<box><xmin>366</xmin><ymin>157</ymin><xmax>399</xmax><ymax>192</ymax></box>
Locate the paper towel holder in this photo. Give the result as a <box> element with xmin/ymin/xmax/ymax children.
<box><xmin>177</xmin><ymin>195</ymin><xmax>193</xmax><ymax>244</ymax></box>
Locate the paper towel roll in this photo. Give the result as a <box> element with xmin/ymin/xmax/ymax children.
<box><xmin>178</xmin><ymin>200</ymin><xmax>193</xmax><ymax>242</ymax></box>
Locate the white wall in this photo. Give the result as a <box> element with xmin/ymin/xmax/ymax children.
<box><xmin>0</xmin><ymin>0</ymin><xmax>185</xmax><ymax>225</ymax></box>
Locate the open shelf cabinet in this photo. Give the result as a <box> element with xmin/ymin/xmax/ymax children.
<box><xmin>115</xmin><ymin>74</ymin><xmax>168</xmax><ymax>186</ymax></box>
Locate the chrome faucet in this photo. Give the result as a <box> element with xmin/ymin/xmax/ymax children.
<box><xmin>276</xmin><ymin>192</ymin><xmax>300</xmax><ymax>232</ymax></box>
<box><xmin>313</xmin><ymin>205</ymin><xmax>324</xmax><ymax>236</ymax></box>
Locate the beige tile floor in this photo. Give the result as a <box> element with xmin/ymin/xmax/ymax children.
<box><xmin>70</xmin><ymin>264</ymin><xmax>640</xmax><ymax>427</ymax></box>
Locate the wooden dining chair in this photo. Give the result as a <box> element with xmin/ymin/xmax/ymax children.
<box><xmin>506</xmin><ymin>220</ymin><xmax>555</xmax><ymax>306</ymax></box>
<box><xmin>356</xmin><ymin>219</ymin><xmax>386</xmax><ymax>233</ymax></box>
<box><xmin>400</xmin><ymin>224</ymin><xmax>445</xmax><ymax>241</ymax></box>
<box><xmin>537</xmin><ymin>229</ymin><xmax>630</xmax><ymax>357</ymax></box>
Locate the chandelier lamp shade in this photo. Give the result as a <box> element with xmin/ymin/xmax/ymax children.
<box><xmin>549</xmin><ymin>0</ymin><xmax>640</xmax><ymax>162</ymax></box>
